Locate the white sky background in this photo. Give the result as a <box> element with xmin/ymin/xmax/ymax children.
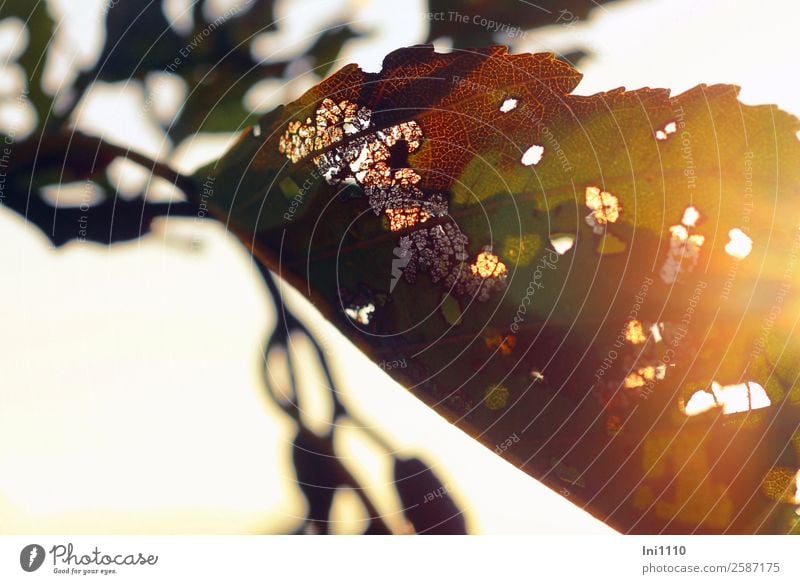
<box><xmin>0</xmin><ymin>0</ymin><xmax>798</xmax><ymax>534</ymax></box>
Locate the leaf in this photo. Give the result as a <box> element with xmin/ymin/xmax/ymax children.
<box><xmin>393</xmin><ymin>456</ymin><xmax>467</xmax><ymax>534</ymax></box>
<box><xmin>197</xmin><ymin>45</ymin><xmax>800</xmax><ymax>534</ymax></box>
<box><xmin>171</xmin><ymin>19</ymin><xmax>360</xmax><ymax>140</ymax></box>
<box><xmin>291</xmin><ymin>428</ymin><xmax>340</xmax><ymax>534</ymax></box>
<box><xmin>85</xmin><ymin>0</ymin><xmax>269</xmax><ymax>140</ymax></box>
<box><xmin>93</xmin><ymin>0</ymin><xmax>186</xmax><ymax>82</ymax></box>
<box><xmin>84</xmin><ymin>0</ymin><xmax>360</xmax><ymax>141</ymax></box>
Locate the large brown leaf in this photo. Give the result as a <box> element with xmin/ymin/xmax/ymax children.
<box><xmin>195</xmin><ymin>45</ymin><xmax>800</xmax><ymax>534</ymax></box>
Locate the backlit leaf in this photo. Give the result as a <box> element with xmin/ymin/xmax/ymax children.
<box><xmin>197</xmin><ymin>45</ymin><xmax>800</xmax><ymax>534</ymax></box>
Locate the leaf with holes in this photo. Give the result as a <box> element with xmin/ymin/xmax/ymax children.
<box><xmin>196</xmin><ymin>45</ymin><xmax>800</xmax><ymax>534</ymax></box>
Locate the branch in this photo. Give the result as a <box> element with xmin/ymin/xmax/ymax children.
<box><xmin>259</xmin><ymin>263</ymin><xmax>394</xmax><ymax>535</ymax></box>
<box><xmin>8</xmin><ymin>131</ymin><xmax>195</xmax><ymax>194</ymax></box>
<box><xmin>3</xmin><ymin>131</ymin><xmax>200</xmax><ymax>246</ymax></box>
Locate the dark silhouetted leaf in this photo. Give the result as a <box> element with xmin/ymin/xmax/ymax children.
<box><xmin>94</xmin><ymin>0</ymin><xmax>185</xmax><ymax>82</ymax></box>
<box><xmin>394</xmin><ymin>456</ymin><xmax>467</xmax><ymax>534</ymax></box>
<box><xmin>292</xmin><ymin>428</ymin><xmax>340</xmax><ymax>534</ymax></box>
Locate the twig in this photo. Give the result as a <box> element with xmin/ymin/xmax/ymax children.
<box><xmin>258</xmin><ymin>262</ymin><xmax>394</xmax><ymax>534</ymax></box>
<box><xmin>8</xmin><ymin>131</ymin><xmax>196</xmax><ymax>196</ymax></box>
<box><xmin>4</xmin><ymin>130</ymin><xmax>201</xmax><ymax>246</ymax></box>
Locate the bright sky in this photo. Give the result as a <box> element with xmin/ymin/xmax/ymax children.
<box><xmin>1</xmin><ymin>0</ymin><xmax>798</xmax><ymax>534</ymax></box>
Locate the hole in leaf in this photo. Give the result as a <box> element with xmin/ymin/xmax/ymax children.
<box><xmin>470</xmin><ymin>248</ymin><xmax>507</xmax><ymax>278</ymax></box>
<box><xmin>530</xmin><ymin>369</ymin><xmax>544</xmax><ymax>381</ymax></box>
<box><xmin>655</xmin><ymin>121</ymin><xmax>677</xmax><ymax>141</ymax></box>
<box><xmin>385</xmin><ymin>206</ymin><xmax>431</xmax><ymax>231</ymax></box>
<box><xmin>681</xmin><ymin>205</ymin><xmax>700</xmax><ymax>227</ymax></box>
<box><xmin>402</xmin><ymin>225</ymin><xmax>505</xmax><ymax>301</ymax></box>
<box><xmin>344</xmin><ymin>303</ymin><xmax>375</xmax><ymax>325</ymax></box>
<box><xmin>550</xmin><ymin>234</ymin><xmax>575</xmax><ymax>255</ymax></box>
<box><xmin>684</xmin><ymin>388</ymin><xmax>717</xmax><ymax>416</ymax></box>
<box><xmin>650</xmin><ymin>322</ymin><xmax>664</xmax><ymax>343</ymax></box>
<box><xmin>725</xmin><ymin>228</ymin><xmax>753</xmax><ymax>259</ymax></box>
<box><xmin>252</xmin><ymin>124</ymin><xmax>261</xmax><ymax>137</ymax></box>
<box><xmin>499</xmin><ymin>97</ymin><xmax>518</xmax><ymax>113</ymax></box>
<box><xmin>281</xmin><ymin>97</ymin><xmax>505</xmax><ymax>302</ymax></box>
<box><xmin>624</xmin><ymin>365</ymin><xmax>665</xmax><ymax>389</ymax></box>
<box><xmin>624</xmin><ymin>319</ymin><xmax>646</xmax><ymax>344</ymax></box>
<box><xmin>660</xmin><ymin>224</ymin><xmax>704</xmax><ymax>284</ymax></box>
<box><xmin>584</xmin><ymin>186</ymin><xmax>620</xmax><ymax>234</ymax></box>
<box><xmin>685</xmin><ymin>381</ymin><xmax>771</xmax><ymax>416</ymax></box>
<box><xmin>521</xmin><ymin>144</ymin><xmax>544</xmax><ymax>166</ymax></box>
<box><xmin>278</xmin><ymin>98</ymin><xmax>372</xmax><ymax>163</ymax></box>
